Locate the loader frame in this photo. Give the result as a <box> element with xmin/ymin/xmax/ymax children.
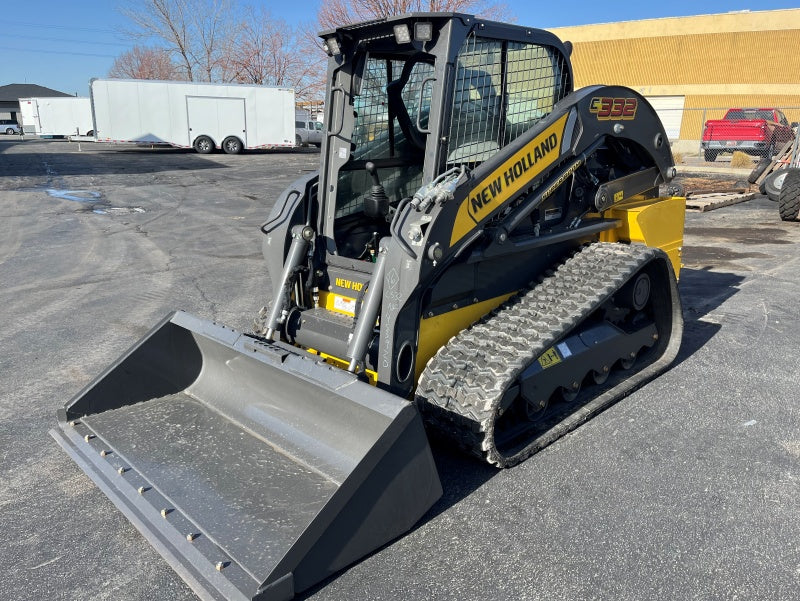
<box><xmin>262</xmin><ymin>13</ymin><xmax>678</xmax><ymax>397</ymax></box>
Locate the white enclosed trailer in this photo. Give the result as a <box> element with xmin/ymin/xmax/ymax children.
<box><xmin>90</xmin><ymin>78</ymin><xmax>295</xmax><ymax>153</ymax></box>
<box><xmin>19</xmin><ymin>97</ymin><xmax>93</xmax><ymax>136</ymax></box>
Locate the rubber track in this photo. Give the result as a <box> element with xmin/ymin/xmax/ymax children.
<box><xmin>416</xmin><ymin>242</ymin><xmax>667</xmax><ymax>468</ymax></box>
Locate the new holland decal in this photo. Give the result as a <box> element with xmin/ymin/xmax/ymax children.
<box><xmin>450</xmin><ymin>113</ymin><xmax>569</xmax><ymax>246</ymax></box>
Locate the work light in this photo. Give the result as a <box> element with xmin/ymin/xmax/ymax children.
<box><xmin>393</xmin><ymin>24</ymin><xmax>411</xmax><ymax>44</ymax></box>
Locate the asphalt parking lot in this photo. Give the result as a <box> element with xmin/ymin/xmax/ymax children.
<box><xmin>1</xmin><ymin>138</ymin><xmax>798</xmax><ymax>601</ymax></box>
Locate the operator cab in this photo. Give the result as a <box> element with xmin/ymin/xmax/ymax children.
<box><xmin>318</xmin><ymin>14</ymin><xmax>573</xmax><ymax>260</ymax></box>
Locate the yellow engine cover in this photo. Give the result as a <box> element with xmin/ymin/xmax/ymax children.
<box><xmin>599</xmin><ymin>195</ymin><xmax>685</xmax><ymax>278</ymax></box>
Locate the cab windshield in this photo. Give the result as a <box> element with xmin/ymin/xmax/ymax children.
<box><xmin>335</xmin><ymin>53</ymin><xmax>433</xmax><ymax>220</ymax></box>
<box><xmin>352</xmin><ymin>55</ymin><xmax>433</xmax><ymax>159</ymax></box>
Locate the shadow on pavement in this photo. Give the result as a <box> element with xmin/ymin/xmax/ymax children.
<box><xmin>0</xmin><ymin>140</ymin><xmax>314</xmax><ymax>178</ymax></box>
<box><xmin>675</xmin><ymin>267</ymin><xmax>745</xmax><ymax>366</ymax></box>
<box><xmin>0</xmin><ymin>149</ymin><xmax>226</xmax><ymax>177</ymax></box>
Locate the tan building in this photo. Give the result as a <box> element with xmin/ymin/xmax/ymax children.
<box><xmin>548</xmin><ymin>9</ymin><xmax>800</xmax><ymax>153</ymax></box>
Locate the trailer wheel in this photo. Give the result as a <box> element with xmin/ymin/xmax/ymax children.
<box><xmin>778</xmin><ymin>168</ymin><xmax>800</xmax><ymax>221</ymax></box>
<box><xmin>704</xmin><ymin>149</ymin><xmax>718</xmax><ymax>162</ymax></box>
<box><xmin>194</xmin><ymin>135</ymin><xmax>214</xmax><ymax>154</ymax></box>
<box><xmin>764</xmin><ymin>169</ymin><xmax>788</xmax><ymax>201</ymax></box>
<box><xmin>222</xmin><ymin>136</ymin><xmax>243</xmax><ymax>154</ymax></box>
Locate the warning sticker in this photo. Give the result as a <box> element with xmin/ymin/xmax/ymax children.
<box><xmin>537</xmin><ymin>347</ymin><xmax>561</xmax><ymax>369</ymax></box>
<box><xmin>333</xmin><ymin>295</ymin><xmax>356</xmax><ymax>315</ymax></box>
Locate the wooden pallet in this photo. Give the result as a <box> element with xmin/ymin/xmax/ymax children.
<box><xmin>754</xmin><ymin>140</ymin><xmax>794</xmax><ymax>187</ymax></box>
<box><xmin>685</xmin><ymin>191</ymin><xmax>756</xmax><ymax>212</ymax></box>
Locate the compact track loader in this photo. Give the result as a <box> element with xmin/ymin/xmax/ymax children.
<box><xmin>52</xmin><ymin>13</ymin><xmax>685</xmax><ymax>601</ymax></box>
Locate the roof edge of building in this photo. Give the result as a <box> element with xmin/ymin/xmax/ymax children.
<box><xmin>547</xmin><ymin>8</ymin><xmax>800</xmax><ymax>41</ymax></box>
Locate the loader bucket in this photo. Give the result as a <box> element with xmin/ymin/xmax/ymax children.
<box><xmin>50</xmin><ymin>311</ymin><xmax>442</xmax><ymax>601</ymax></box>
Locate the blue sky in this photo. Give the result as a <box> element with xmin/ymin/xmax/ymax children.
<box><xmin>3</xmin><ymin>0</ymin><xmax>798</xmax><ymax>96</ymax></box>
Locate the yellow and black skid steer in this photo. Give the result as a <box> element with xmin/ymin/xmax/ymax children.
<box><xmin>52</xmin><ymin>12</ymin><xmax>685</xmax><ymax>601</ymax></box>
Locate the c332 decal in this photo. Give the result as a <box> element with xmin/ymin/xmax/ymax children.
<box><xmin>589</xmin><ymin>96</ymin><xmax>638</xmax><ymax>121</ymax></box>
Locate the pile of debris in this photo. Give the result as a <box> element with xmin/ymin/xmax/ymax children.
<box><xmin>747</xmin><ymin>138</ymin><xmax>798</xmax><ymax>201</ymax></box>
<box><xmin>667</xmin><ymin>174</ymin><xmax>753</xmax><ymax>212</ymax></box>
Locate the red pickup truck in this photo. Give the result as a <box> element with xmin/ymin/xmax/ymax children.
<box><xmin>701</xmin><ymin>108</ymin><xmax>795</xmax><ymax>162</ymax></box>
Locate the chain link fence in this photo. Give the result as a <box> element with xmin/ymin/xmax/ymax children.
<box><xmin>650</xmin><ymin>105</ymin><xmax>800</xmax><ymax>165</ymax></box>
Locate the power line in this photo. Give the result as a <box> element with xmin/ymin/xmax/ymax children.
<box><xmin>3</xmin><ymin>33</ymin><xmax>129</xmax><ymax>47</ymax></box>
<box><xmin>5</xmin><ymin>19</ymin><xmax>119</xmax><ymax>34</ymax></box>
<box><xmin>0</xmin><ymin>46</ymin><xmax>117</xmax><ymax>59</ymax></box>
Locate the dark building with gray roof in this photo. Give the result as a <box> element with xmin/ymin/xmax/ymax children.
<box><xmin>0</xmin><ymin>84</ymin><xmax>71</xmax><ymax>121</ymax></box>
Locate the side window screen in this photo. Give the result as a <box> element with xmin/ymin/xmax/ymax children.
<box><xmin>449</xmin><ymin>38</ymin><xmax>503</xmax><ymax>165</ymax></box>
<box><xmin>448</xmin><ymin>36</ymin><xmax>571</xmax><ymax>166</ymax></box>
<box><xmin>505</xmin><ymin>42</ymin><xmax>568</xmax><ymax>140</ymax></box>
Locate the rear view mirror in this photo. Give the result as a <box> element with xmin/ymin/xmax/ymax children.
<box><xmin>352</xmin><ymin>53</ymin><xmax>366</xmax><ymax>97</ymax></box>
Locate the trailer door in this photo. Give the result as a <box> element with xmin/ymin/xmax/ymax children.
<box><xmin>186</xmin><ymin>96</ymin><xmax>246</xmax><ymax>148</ymax></box>
<box><xmin>22</xmin><ymin>99</ymin><xmax>41</xmax><ymax>134</ymax></box>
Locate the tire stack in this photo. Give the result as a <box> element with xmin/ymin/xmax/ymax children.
<box><xmin>764</xmin><ymin>170</ymin><xmax>788</xmax><ymax>201</ymax></box>
<box><xmin>748</xmin><ymin>158</ymin><xmax>771</xmax><ymax>185</ymax></box>
<box><xmin>746</xmin><ymin>139</ymin><xmax>795</xmax><ymax>201</ymax></box>
<box><xmin>777</xmin><ymin>168</ymin><xmax>800</xmax><ymax>221</ymax></box>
